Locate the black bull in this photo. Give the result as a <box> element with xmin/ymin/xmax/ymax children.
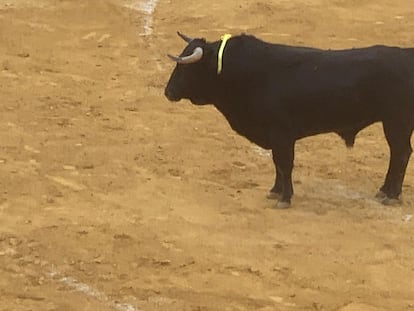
<box><xmin>165</xmin><ymin>33</ymin><xmax>414</xmax><ymax>208</ymax></box>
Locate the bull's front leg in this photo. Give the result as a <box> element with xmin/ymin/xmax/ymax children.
<box><xmin>267</xmin><ymin>162</ymin><xmax>283</xmax><ymax>200</ymax></box>
<box><xmin>270</xmin><ymin>135</ymin><xmax>295</xmax><ymax>209</ymax></box>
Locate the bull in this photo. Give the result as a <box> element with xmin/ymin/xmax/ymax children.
<box><xmin>165</xmin><ymin>32</ymin><xmax>414</xmax><ymax>208</ymax></box>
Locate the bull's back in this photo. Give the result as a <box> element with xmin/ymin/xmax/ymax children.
<box><xmin>268</xmin><ymin>45</ymin><xmax>414</xmax><ymax>137</ymax></box>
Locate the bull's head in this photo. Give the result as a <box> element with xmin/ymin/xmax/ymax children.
<box><xmin>165</xmin><ymin>32</ymin><xmax>218</xmax><ymax>105</ymax></box>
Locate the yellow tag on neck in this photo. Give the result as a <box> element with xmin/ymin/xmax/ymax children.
<box><xmin>217</xmin><ymin>34</ymin><xmax>232</xmax><ymax>75</ymax></box>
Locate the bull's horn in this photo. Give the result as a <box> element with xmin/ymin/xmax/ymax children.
<box><xmin>167</xmin><ymin>47</ymin><xmax>203</xmax><ymax>64</ymax></box>
<box><xmin>177</xmin><ymin>31</ymin><xmax>193</xmax><ymax>43</ymax></box>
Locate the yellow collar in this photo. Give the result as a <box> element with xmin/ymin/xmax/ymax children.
<box><xmin>217</xmin><ymin>34</ymin><xmax>232</xmax><ymax>75</ymax></box>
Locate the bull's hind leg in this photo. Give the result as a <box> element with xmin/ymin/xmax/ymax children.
<box><xmin>377</xmin><ymin>121</ymin><xmax>413</xmax><ymax>205</ymax></box>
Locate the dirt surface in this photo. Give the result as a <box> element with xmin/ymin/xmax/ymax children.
<box><xmin>1</xmin><ymin>0</ymin><xmax>414</xmax><ymax>310</ymax></box>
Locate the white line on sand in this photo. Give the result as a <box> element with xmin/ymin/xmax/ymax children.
<box><xmin>46</xmin><ymin>3</ymin><xmax>158</xmax><ymax>309</ymax></box>
<box><xmin>49</xmin><ymin>266</ymin><xmax>137</xmax><ymax>311</ymax></box>
<box><xmin>124</xmin><ymin>0</ymin><xmax>159</xmax><ymax>35</ymax></box>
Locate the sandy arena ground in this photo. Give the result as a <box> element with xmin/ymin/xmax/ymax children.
<box><xmin>1</xmin><ymin>0</ymin><xmax>414</xmax><ymax>310</ymax></box>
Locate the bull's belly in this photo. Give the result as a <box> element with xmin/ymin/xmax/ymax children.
<box><xmin>226</xmin><ymin>115</ymin><xmax>379</xmax><ymax>150</ymax></box>
<box><xmin>219</xmin><ymin>102</ymin><xmax>381</xmax><ymax>149</ymax></box>
<box><xmin>291</xmin><ymin>107</ymin><xmax>380</xmax><ymax>139</ymax></box>
<box><xmin>294</xmin><ymin>120</ymin><xmax>378</xmax><ymax>140</ymax></box>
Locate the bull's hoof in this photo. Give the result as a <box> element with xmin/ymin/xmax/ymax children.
<box><xmin>266</xmin><ymin>191</ymin><xmax>281</xmax><ymax>200</ymax></box>
<box><xmin>274</xmin><ymin>201</ymin><xmax>291</xmax><ymax>209</ymax></box>
<box><xmin>375</xmin><ymin>191</ymin><xmax>387</xmax><ymax>200</ymax></box>
<box><xmin>381</xmin><ymin>197</ymin><xmax>401</xmax><ymax>206</ymax></box>
<box><xmin>375</xmin><ymin>191</ymin><xmax>402</xmax><ymax>205</ymax></box>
